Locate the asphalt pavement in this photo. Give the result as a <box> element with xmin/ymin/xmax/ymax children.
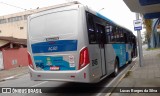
<box><xmin>0</xmin><ymin>66</ymin><xmax>29</xmax><ymax>82</ymax></box>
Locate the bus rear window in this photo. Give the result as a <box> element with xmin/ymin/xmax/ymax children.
<box><xmin>29</xmin><ymin>9</ymin><xmax>78</xmax><ymax>38</ymax></box>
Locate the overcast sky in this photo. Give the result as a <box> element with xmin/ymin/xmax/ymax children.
<box><xmin>0</xmin><ymin>0</ymin><xmax>138</xmax><ymax>35</ymax></box>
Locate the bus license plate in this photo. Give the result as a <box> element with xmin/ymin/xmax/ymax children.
<box><xmin>50</xmin><ymin>66</ymin><xmax>60</xmax><ymax>71</ymax></box>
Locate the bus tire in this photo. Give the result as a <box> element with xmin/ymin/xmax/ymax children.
<box><xmin>113</xmin><ymin>58</ymin><xmax>119</xmax><ymax>77</ymax></box>
<box><xmin>128</xmin><ymin>59</ymin><xmax>132</xmax><ymax>64</ymax></box>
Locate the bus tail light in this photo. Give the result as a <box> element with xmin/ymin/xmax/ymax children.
<box><xmin>79</xmin><ymin>47</ymin><xmax>90</xmax><ymax>70</ymax></box>
<box><xmin>28</xmin><ymin>52</ymin><xmax>34</xmax><ymax>69</ymax></box>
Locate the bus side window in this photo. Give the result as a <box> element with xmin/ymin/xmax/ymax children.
<box><xmin>105</xmin><ymin>24</ymin><xmax>111</xmax><ymax>43</ymax></box>
<box><xmin>124</xmin><ymin>33</ymin><xmax>128</xmax><ymax>43</ymax></box>
<box><xmin>120</xmin><ymin>29</ymin><xmax>125</xmax><ymax>43</ymax></box>
<box><xmin>111</xmin><ymin>26</ymin><xmax>116</xmax><ymax>42</ymax></box>
<box><xmin>119</xmin><ymin>32</ymin><xmax>123</xmax><ymax>43</ymax></box>
<box><xmin>116</xmin><ymin>27</ymin><xmax>120</xmax><ymax>43</ymax></box>
<box><xmin>95</xmin><ymin>24</ymin><xmax>106</xmax><ymax>44</ymax></box>
<box><xmin>86</xmin><ymin>13</ymin><xmax>96</xmax><ymax>44</ymax></box>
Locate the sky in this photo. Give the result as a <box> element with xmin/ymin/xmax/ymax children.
<box><xmin>0</xmin><ymin>0</ymin><xmax>138</xmax><ymax>35</ymax></box>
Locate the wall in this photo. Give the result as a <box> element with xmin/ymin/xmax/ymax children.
<box><xmin>0</xmin><ymin>20</ymin><xmax>27</xmax><ymax>39</ymax></box>
<box><xmin>2</xmin><ymin>48</ymin><xmax>28</xmax><ymax>70</ymax></box>
<box><xmin>0</xmin><ymin>51</ymin><xmax>4</xmax><ymax>70</ymax></box>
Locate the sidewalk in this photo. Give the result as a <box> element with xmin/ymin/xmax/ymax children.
<box><xmin>0</xmin><ymin>66</ymin><xmax>29</xmax><ymax>82</ymax></box>
<box><xmin>110</xmin><ymin>49</ymin><xmax>160</xmax><ymax>96</ymax></box>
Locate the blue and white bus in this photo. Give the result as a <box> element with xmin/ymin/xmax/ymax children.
<box><xmin>27</xmin><ymin>1</ymin><xmax>137</xmax><ymax>83</ymax></box>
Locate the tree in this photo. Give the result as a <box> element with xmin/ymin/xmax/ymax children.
<box><xmin>143</xmin><ymin>19</ymin><xmax>152</xmax><ymax>48</ymax></box>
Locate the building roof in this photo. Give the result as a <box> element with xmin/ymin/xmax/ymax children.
<box><xmin>0</xmin><ymin>40</ymin><xmax>9</xmax><ymax>46</ymax></box>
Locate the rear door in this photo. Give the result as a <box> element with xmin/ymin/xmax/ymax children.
<box><xmin>86</xmin><ymin>12</ymin><xmax>107</xmax><ymax>77</ymax></box>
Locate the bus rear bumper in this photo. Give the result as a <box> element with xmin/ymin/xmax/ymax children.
<box><xmin>28</xmin><ymin>65</ymin><xmax>99</xmax><ymax>83</ymax></box>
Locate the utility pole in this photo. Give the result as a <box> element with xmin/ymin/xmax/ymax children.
<box><xmin>136</xmin><ymin>13</ymin><xmax>143</xmax><ymax>67</ymax></box>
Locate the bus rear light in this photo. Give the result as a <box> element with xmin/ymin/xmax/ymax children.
<box><xmin>28</xmin><ymin>52</ymin><xmax>34</xmax><ymax>69</ymax></box>
<box><xmin>79</xmin><ymin>47</ymin><xmax>90</xmax><ymax>70</ymax></box>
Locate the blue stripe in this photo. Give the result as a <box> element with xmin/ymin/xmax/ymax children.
<box><xmin>96</xmin><ymin>13</ymin><xmax>115</xmax><ymax>24</ymax></box>
<box><xmin>31</xmin><ymin>40</ymin><xmax>77</xmax><ymax>53</ymax></box>
<box><xmin>139</xmin><ymin>0</ymin><xmax>160</xmax><ymax>6</ymax></box>
<box><xmin>112</xmin><ymin>44</ymin><xmax>126</xmax><ymax>67</ymax></box>
<box><xmin>144</xmin><ymin>12</ymin><xmax>160</xmax><ymax>19</ymax></box>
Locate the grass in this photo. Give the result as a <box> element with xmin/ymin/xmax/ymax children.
<box><xmin>146</xmin><ymin>48</ymin><xmax>160</xmax><ymax>51</ymax></box>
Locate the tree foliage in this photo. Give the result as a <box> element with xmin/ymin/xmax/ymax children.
<box><xmin>143</xmin><ymin>19</ymin><xmax>152</xmax><ymax>41</ymax></box>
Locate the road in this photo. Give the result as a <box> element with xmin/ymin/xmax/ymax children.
<box><xmin>0</xmin><ymin>60</ymin><xmax>137</xmax><ymax>96</ymax></box>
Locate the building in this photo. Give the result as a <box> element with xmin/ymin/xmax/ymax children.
<box><xmin>0</xmin><ymin>10</ymin><xmax>33</xmax><ymax>70</ymax></box>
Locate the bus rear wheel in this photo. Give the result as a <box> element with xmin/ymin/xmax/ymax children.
<box><xmin>113</xmin><ymin>58</ymin><xmax>119</xmax><ymax>77</ymax></box>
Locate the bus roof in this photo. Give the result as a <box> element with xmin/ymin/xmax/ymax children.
<box><xmin>96</xmin><ymin>12</ymin><xmax>133</xmax><ymax>33</ymax></box>
<box><xmin>30</xmin><ymin>1</ymin><xmax>133</xmax><ymax>34</ymax></box>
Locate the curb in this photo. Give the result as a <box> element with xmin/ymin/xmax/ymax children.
<box><xmin>104</xmin><ymin>58</ymin><xmax>137</xmax><ymax>96</ymax></box>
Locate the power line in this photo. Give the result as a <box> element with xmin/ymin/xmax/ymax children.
<box><xmin>0</xmin><ymin>2</ymin><xmax>27</xmax><ymax>11</ymax></box>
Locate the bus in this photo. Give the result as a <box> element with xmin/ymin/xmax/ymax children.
<box><xmin>27</xmin><ymin>1</ymin><xmax>137</xmax><ymax>83</ymax></box>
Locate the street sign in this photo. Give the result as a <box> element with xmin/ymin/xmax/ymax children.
<box><xmin>133</xmin><ymin>19</ymin><xmax>142</xmax><ymax>31</ymax></box>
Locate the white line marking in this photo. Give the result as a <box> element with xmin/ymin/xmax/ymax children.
<box><xmin>31</xmin><ymin>81</ymin><xmax>48</xmax><ymax>87</ymax></box>
<box><xmin>0</xmin><ymin>73</ymin><xmax>29</xmax><ymax>81</ymax></box>
<box><xmin>4</xmin><ymin>76</ymin><xmax>15</xmax><ymax>80</ymax></box>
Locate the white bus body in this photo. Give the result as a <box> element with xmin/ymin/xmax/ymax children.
<box><xmin>27</xmin><ymin>2</ymin><xmax>136</xmax><ymax>83</ymax></box>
